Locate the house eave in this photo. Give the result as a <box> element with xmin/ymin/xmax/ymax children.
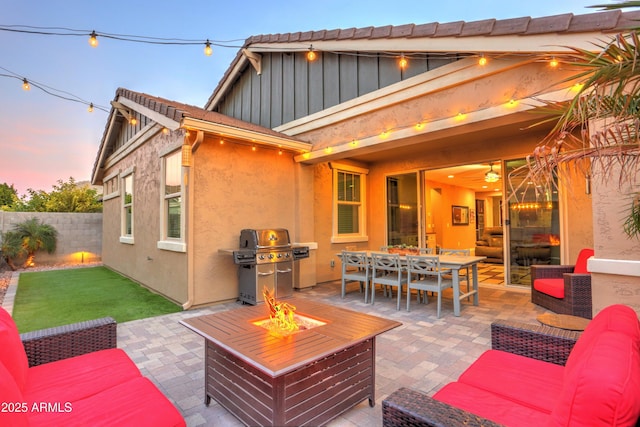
<box><xmin>294</xmin><ymin>86</ymin><xmax>575</xmax><ymax>164</ymax></box>
<box><xmin>245</xmin><ymin>32</ymin><xmax>609</xmax><ymax>56</ymax></box>
<box><xmin>181</xmin><ymin>117</ymin><xmax>312</xmax><ymax>153</ymax></box>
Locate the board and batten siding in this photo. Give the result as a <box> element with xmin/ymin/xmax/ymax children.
<box><xmin>213</xmin><ymin>51</ymin><xmax>461</xmax><ymax>129</ymax></box>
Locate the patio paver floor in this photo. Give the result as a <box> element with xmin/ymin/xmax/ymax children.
<box><xmin>117</xmin><ymin>280</ymin><xmax>541</xmax><ymax>427</ymax></box>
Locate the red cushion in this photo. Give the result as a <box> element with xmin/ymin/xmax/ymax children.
<box><xmin>533</xmin><ymin>278</ymin><xmax>564</xmax><ymax>299</ymax></box>
<box><xmin>550</xmin><ymin>304</ymin><xmax>640</xmax><ymax>426</ymax></box>
<box><xmin>0</xmin><ymin>361</ymin><xmax>29</xmax><ymax>427</ymax></box>
<box><xmin>0</xmin><ymin>308</ymin><xmax>29</xmax><ymax>390</ymax></box>
<box><xmin>574</xmin><ymin>248</ymin><xmax>594</xmax><ymax>274</ymax></box>
<box><xmin>434</xmin><ymin>382</ymin><xmax>550</xmax><ymax>427</ymax></box>
<box><xmin>457</xmin><ymin>349</ymin><xmax>564</xmax><ymax>413</ymax></box>
<box><xmin>24</xmin><ymin>348</ymin><xmax>142</xmax><ymax>404</ymax></box>
<box><xmin>27</xmin><ymin>377</ymin><xmax>185</xmax><ymax>427</ymax></box>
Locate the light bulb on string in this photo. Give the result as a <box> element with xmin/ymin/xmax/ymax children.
<box><xmin>22</xmin><ymin>78</ymin><xmax>30</xmax><ymax>91</ymax></box>
<box><xmin>88</xmin><ymin>103</ymin><xmax>94</xmax><ymax>113</ymax></box>
<box><xmin>398</xmin><ymin>54</ymin><xmax>408</xmax><ymax>70</ymax></box>
<box><xmin>204</xmin><ymin>40</ymin><xmax>212</xmax><ymax>56</ymax></box>
<box><xmin>88</xmin><ymin>31</ymin><xmax>98</xmax><ymax>48</ymax></box>
<box><xmin>306</xmin><ymin>45</ymin><xmax>317</xmax><ymax>61</ymax></box>
<box><xmin>478</xmin><ymin>55</ymin><xmax>487</xmax><ymax>66</ymax></box>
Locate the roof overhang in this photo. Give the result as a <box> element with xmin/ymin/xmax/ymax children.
<box><xmin>244</xmin><ymin>33</ymin><xmax>605</xmax><ymax>56</ymax></box>
<box><xmin>181</xmin><ymin>116</ymin><xmax>311</xmax><ymax>153</ymax></box>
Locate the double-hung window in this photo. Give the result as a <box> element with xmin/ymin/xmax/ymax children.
<box><xmin>158</xmin><ymin>149</ymin><xmax>186</xmax><ymax>252</ymax></box>
<box><xmin>331</xmin><ymin>163</ymin><xmax>368</xmax><ymax>243</ymax></box>
<box><xmin>120</xmin><ymin>169</ymin><xmax>134</xmax><ymax>244</ymax></box>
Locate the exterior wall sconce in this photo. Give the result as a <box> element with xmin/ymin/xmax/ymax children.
<box><xmin>181</xmin><ymin>144</ymin><xmax>192</xmax><ymax>167</ymax></box>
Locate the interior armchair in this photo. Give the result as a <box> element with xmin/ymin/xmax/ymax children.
<box><xmin>530</xmin><ymin>248</ymin><xmax>594</xmax><ymax>319</ymax></box>
<box><xmin>474</xmin><ymin>227</ymin><xmax>503</xmax><ymax>263</ymax></box>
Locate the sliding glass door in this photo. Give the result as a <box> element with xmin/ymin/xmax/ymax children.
<box><xmin>506</xmin><ymin>159</ymin><xmax>561</xmax><ymax>286</ymax></box>
<box><xmin>386</xmin><ymin>173</ymin><xmax>420</xmax><ymax>247</ymax></box>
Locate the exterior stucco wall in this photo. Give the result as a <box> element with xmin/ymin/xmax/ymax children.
<box><xmin>312</xmin><ymin>133</ymin><xmax>543</xmax><ymax>283</ymax></box>
<box><xmin>298</xmin><ymin>60</ymin><xmax>575</xmax><ymax>150</ymax></box>
<box><xmin>0</xmin><ymin>212</ymin><xmax>102</xmax><ymax>265</ymax></box>
<box><xmin>189</xmin><ymin>135</ymin><xmax>314</xmax><ymax>306</ymax></box>
<box><xmin>306</xmin><ymin>60</ymin><xmax>591</xmax><ymax>284</ymax></box>
<box><xmin>100</xmin><ymin>130</ymin><xmax>187</xmax><ymax>304</ymax></box>
<box><xmin>590</xmin><ymin>166</ymin><xmax>640</xmax><ymax>316</ymax></box>
<box><xmin>311</xmin><ymin>125</ymin><xmax>593</xmax><ymax>284</ymax></box>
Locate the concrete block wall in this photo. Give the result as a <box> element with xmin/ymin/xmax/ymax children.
<box><xmin>0</xmin><ymin>212</ymin><xmax>102</xmax><ymax>266</ymax></box>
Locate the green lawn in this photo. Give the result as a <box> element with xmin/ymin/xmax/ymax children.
<box><xmin>12</xmin><ymin>266</ymin><xmax>182</xmax><ymax>333</ymax></box>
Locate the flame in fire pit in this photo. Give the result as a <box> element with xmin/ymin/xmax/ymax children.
<box><xmin>263</xmin><ymin>287</ymin><xmax>299</xmax><ymax>333</ymax></box>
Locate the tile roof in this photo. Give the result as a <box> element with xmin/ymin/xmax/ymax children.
<box><xmin>206</xmin><ymin>10</ymin><xmax>640</xmax><ymax>109</ymax></box>
<box><xmin>243</xmin><ymin>10</ymin><xmax>640</xmax><ymax>43</ymax></box>
<box><xmin>91</xmin><ymin>88</ymin><xmax>304</xmax><ymax>183</ymax></box>
<box><xmin>115</xmin><ymin>88</ymin><xmax>301</xmax><ymax>141</ymax></box>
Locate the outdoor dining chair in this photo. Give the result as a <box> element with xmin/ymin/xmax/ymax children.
<box><xmin>406</xmin><ymin>255</ymin><xmax>453</xmax><ymax>318</ymax></box>
<box><xmin>439</xmin><ymin>248</ymin><xmax>471</xmax><ymax>296</ymax></box>
<box><xmin>340</xmin><ymin>250</ymin><xmax>371</xmax><ymax>302</ymax></box>
<box><xmin>419</xmin><ymin>247</ymin><xmax>433</xmax><ymax>254</ymax></box>
<box><xmin>370</xmin><ymin>252</ymin><xmax>407</xmax><ymax>310</ymax></box>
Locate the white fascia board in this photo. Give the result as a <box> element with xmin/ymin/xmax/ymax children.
<box><xmin>181</xmin><ymin>117</ymin><xmax>312</xmax><ymax>153</ymax></box>
<box><xmin>91</xmin><ymin>111</ymin><xmax>120</xmax><ymax>184</ymax></box>
<box><xmin>117</xmin><ymin>96</ymin><xmax>181</xmax><ymax>130</ymax></box>
<box><xmin>246</xmin><ymin>33</ymin><xmax>609</xmax><ymax>54</ymax></box>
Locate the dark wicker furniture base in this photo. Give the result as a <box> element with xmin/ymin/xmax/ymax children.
<box><xmin>20</xmin><ymin>316</ymin><xmax>117</xmax><ymax>366</ymax></box>
<box><xmin>530</xmin><ymin>265</ymin><xmax>592</xmax><ymax>319</ymax></box>
<box><xmin>382</xmin><ymin>320</ymin><xmax>582</xmax><ymax>426</ymax></box>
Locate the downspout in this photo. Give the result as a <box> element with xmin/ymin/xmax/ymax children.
<box><xmin>181</xmin><ymin>130</ymin><xmax>203</xmax><ymax>309</ymax></box>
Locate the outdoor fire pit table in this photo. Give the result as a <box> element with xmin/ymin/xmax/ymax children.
<box><xmin>180</xmin><ymin>298</ymin><xmax>401</xmax><ymax>427</ymax></box>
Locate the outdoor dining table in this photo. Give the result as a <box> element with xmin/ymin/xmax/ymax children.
<box><xmin>338</xmin><ymin>251</ymin><xmax>486</xmax><ymax>316</ymax></box>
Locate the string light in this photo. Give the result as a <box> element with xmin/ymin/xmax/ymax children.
<box><xmin>204</xmin><ymin>40</ymin><xmax>212</xmax><ymax>56</ymax></box>
<box><xmin>398</xmin><ymin>54</ymin><xmax>408</xmax><ymax>70</ymax></box>
<box><xmin>478</xmin><ymin>55</ymin><xmax>487</xmax><ymax>66</ymax></box>
<box><xmin>88</xmin><ymin>103</ymin><xmax>94</xmax><ymax>112</ymax></box>
<box><xmin>0</xmin><ymin>25</ymin><xmax>238</xmax><ymax>50</ymax></box>
<box><xmin>88</xmin><ymin>30</ymin><xmax>98</xmax><ymax>47</ymax></box>
<box><xmin>2</xmin><ymin>66</ymin><xmax>108</xmax><ymax>112</ymax></box>
<box><xmin>130</xmin><ymin>117</ymin><xmax>137</xmax><ymax>125</ymax></box>
<box><xmin>549</xmin><ymin>57</ymin><xmax>558</xmax><ymax>68</ymax></box>
<box><xmin>306</xmin><ymin>45</ymin><xmax>317</xmax><ymax>61</ymax></box>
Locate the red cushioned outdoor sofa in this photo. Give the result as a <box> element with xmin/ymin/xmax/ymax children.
<box><xmin>0</xmin><ymin>307</ymin><xmax>185</xmax><ymax>427</ymax></box>
<box><xmin>383</xmin><ymin>304</ymin><xmax>640</xmax><ymax>427</ymax></box>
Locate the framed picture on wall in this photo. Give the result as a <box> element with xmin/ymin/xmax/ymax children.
<box><xmin>452</xmin><ymin>205</ymin><xmax>469</xmax><ymax>226</ymax></box>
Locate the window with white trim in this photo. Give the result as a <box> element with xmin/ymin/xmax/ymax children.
<box><xmin>158</xmin><ymin>150</ymin><xmax>186</xmax><ymax>252</ymax></box>
<box><xmin>331</xmin><ymin>163</ymin><xmax>368</xmax><ymax>243</ymax></box>
<box><xmin>120</xmin><ymin>172</ymin><xmax>134</xmax><ymax>244</ymax></box>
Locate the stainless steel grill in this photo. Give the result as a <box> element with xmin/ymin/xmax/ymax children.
<box><xmin>233</xmin><ymin>228</ymin><xmax>308</xmax><ymax>305</ymax></box>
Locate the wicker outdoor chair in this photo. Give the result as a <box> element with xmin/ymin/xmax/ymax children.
<box><xmin>530</xmin><ymin>248</ymin><xmax>594</xmax><ymax>319</ymax></box>
<box><xmin>382</xmin><ymin>320</ymin><xmax>581</xmax><ymax>427</ymax></box>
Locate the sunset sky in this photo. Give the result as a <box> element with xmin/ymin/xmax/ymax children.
<box><xmin>1</xmin><ymin>0</ymin><xmax>608</xmax><ymax>195</ymax></box>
